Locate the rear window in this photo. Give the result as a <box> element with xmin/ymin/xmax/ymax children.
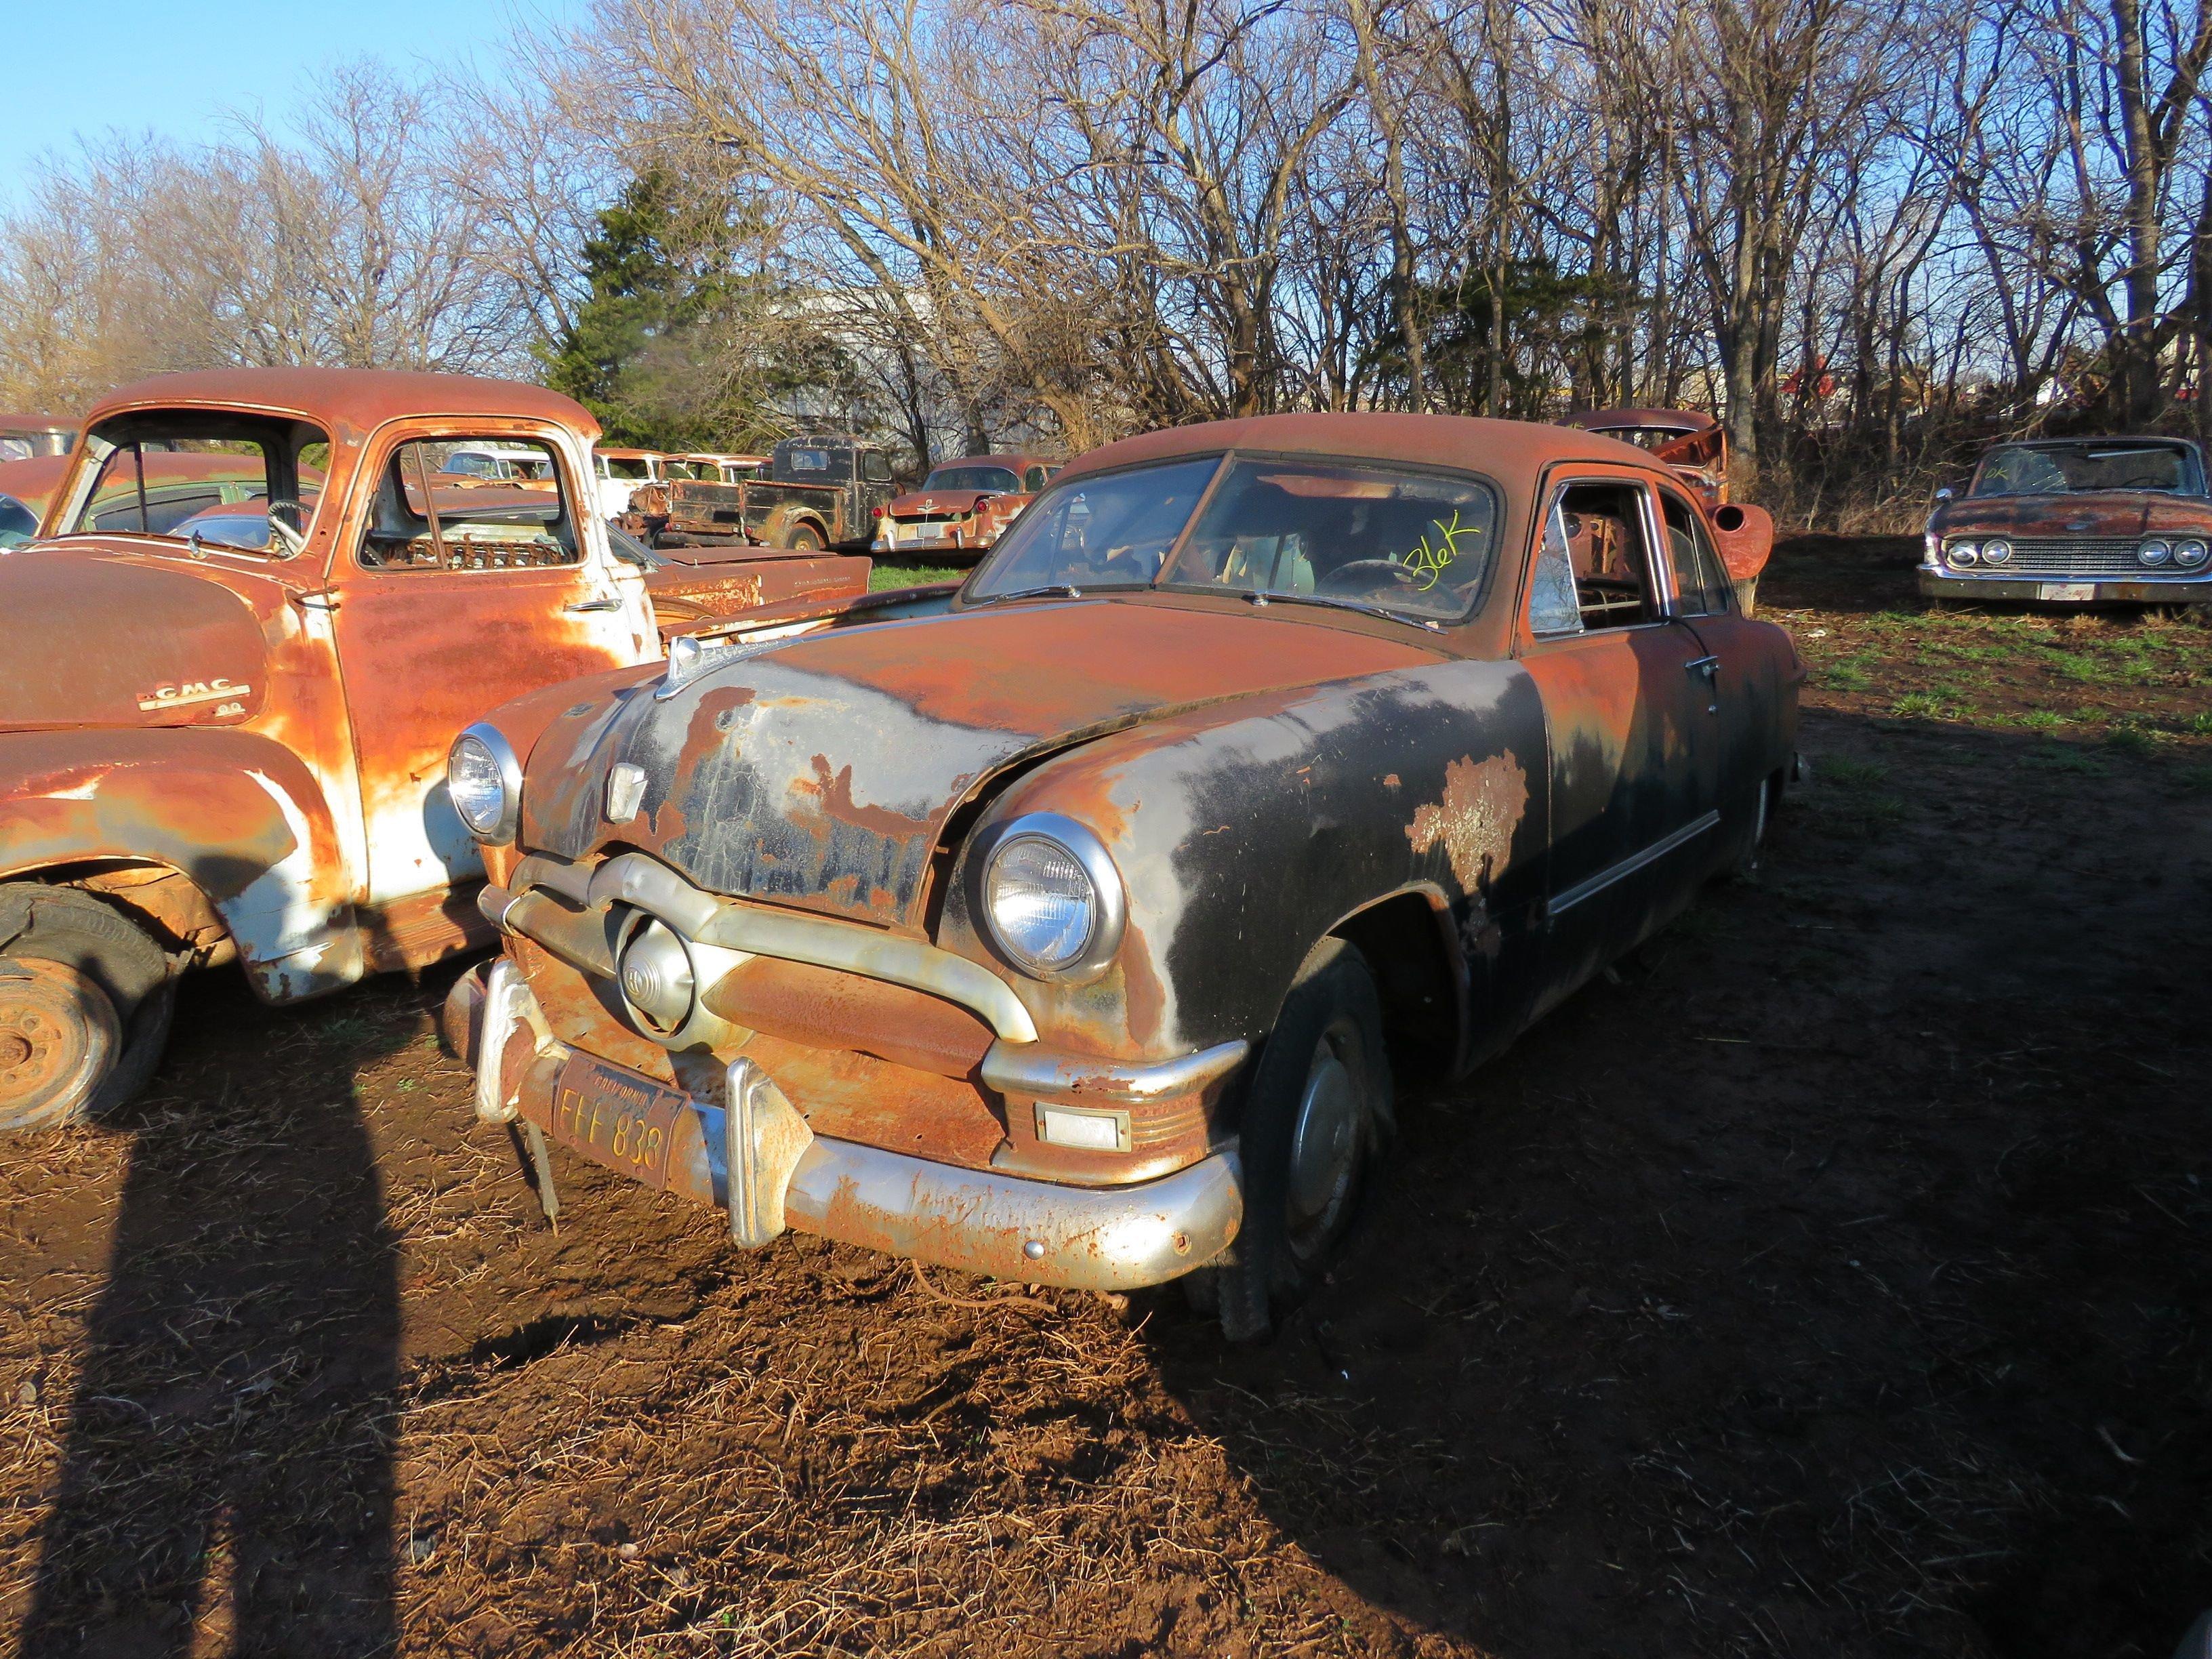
<box><xmin>926</xmin><ymin>466</ymin><xmax>1022</xmax><ymax>493</ymax></box>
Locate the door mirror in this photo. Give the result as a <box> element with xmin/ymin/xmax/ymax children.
<box><xmin>1933</xmin><ymin>487</ymin><xmax>1954</xmax><ymax>503</ymax></box>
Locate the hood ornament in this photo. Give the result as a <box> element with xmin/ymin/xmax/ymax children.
<box><xmin>655</xmin><ymin>630</ymin><xmax>795</xmax><ymax>701</ymax></box>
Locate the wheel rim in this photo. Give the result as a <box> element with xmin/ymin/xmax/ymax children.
<box><xmin>0</xmin><ymin>959</ymin><xmax>120</xmax><ymax>1128</ymax></box>
<box><xmin>1284</xmin><ymin>1025</ymin><xmax>1366</xmax><ymax>1262</ymax></box>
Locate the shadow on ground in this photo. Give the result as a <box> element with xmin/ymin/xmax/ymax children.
<box><xmin>12</xmin><ymin>970</ymin><xmax>408</xmax><ymax>1658</ymax></box>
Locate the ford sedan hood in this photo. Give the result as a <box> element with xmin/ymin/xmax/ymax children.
<box><xmin>1933</xmin><ymin>491</ymin><xmax>2212</xmax><ymax>540</ymax></box>
<box><xmin>0</xmin><ymin>547</ymin><xmax>273</xmax><ymax>733</ymax></box>
<box><xmin>519</xmin><ymin>598</ymin><xmax>1441</xmax><ymax>931</ymax></box>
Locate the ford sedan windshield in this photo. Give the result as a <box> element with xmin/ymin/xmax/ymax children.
<box><xmin>968</xmin><ymin>455</ymin><xmax>1498</xmax><ymax>622</ymax></box>
<box><xmin>1973</xmin><ymin>442</ymin><xmax>2196</xmax><ymax>496</ymax></box>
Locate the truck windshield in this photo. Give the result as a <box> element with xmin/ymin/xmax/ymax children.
<box><xmin>967</xmin><ymin>454</ymin><xmax>1499</xmax><ymax>623</ymax></box>
<box><xmin>1973</xmin><ymin>443</ymin><xmax>2195</xmax><ymax>496</ymax></box>
<box><xmin>61</xmin><ymin>413</ymin><xmax>329</xmax><ymax>555</ymax></box>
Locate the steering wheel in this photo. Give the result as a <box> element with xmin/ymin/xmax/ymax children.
<box><xmin>265</xmin><ymin>499</ymin><xmax>308</xmax><ymax>558</ymax></box>
<box><xmin>1317</xmin><ymin>558</ymin><xmax>1425</xmax><ymax>596</ymax></box>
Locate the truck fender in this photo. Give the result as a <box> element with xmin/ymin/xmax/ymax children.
<box><xmin>0</xmin><ymin>729</ymin><xmax>363</xmax><ymax>1004</ymax></box>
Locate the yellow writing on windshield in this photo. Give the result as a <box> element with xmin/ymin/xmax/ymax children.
<box><xmin>1401</xmin><ymin>509</ymin><xmax>1477</xmax><ymax>591</ymax></box>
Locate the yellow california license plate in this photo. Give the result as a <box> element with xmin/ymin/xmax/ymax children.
<box><xmin>548</xmin><ymin>1052</ymin><xmax>687</xmax><ymax>1190</ymax></box>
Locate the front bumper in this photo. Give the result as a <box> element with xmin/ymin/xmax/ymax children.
<box><xmin>1918</xmin><ymin>567</ymin><xmax>2212</xmax><ymax>603</ymax></box>
<box><xmin>451</xmin><ymin>958</ymin><xmax>1246</xmax><ymax>1291</ymax></box>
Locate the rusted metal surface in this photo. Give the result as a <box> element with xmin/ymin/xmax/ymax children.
<box><xmin>1921</xmin><ymin>435</ymin><xmax>2212</xmax><ymax>602</ymax></box>
<box><xmin>640</xmin><ymin>436</ymin><xmax>896</xmax><ymax>552</ymax></box>
<box><xmin>874</xmin><ymin>452</ymin><xmax>1061</xmax><ymax>559</ymax></box>
<box><xmin>470</xmin><ymin>408</ymin><xmax>1801</xmax><ymax>1289</ymax></box>
<box><xmin>1560</xmin><ymin>408</ymin><xmax>1728</xmax><ymax>508</ymax></box>
<box><xmin>0</xmin><ymin>368</ymin><xmax>863</xmax><ymax>1039</ymax></box>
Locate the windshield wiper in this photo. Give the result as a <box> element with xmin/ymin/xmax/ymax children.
<box><xmin>972</xmin><ymin>582</ymin><xmax>1089</xmax><ymax>603</ymax></box>
<box><xmin>1240</xmin><ymin>589</ymin><xmax>1443</xmax><ymax>631</ymax></box>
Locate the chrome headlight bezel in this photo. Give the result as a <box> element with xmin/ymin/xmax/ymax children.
<box><xmin>1979</xmin><ymin>537</ymin><xmax>2013</xmax><ymax>566</ymax></box>
<box><xmin>2139</xmin><ymin>538</ymin><xmax>2173</xmax><ymax>567</ymax></box>
<box><xmin>1946</xmin><ymin>541</ymin><xmax>1981</xmax><ymax>568</ymax></box>
<box><xmin>2173</xmin><ymin>538</ymin><xmax>2209</xmax><ymax>569</ymax></box>
<box><xmin>972</xmin><ymin>813</ymin><xmax>1126</xmax><ymax>983</ymax></box>
<box><xmin>448</xmin><ymin>722</ymin><xmax>521</xmax><ymax>844</ymax></box>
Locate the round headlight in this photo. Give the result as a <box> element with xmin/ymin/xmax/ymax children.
<box><xmin>1947</xmin><ymin>541</ymin><xmax>1980</xmax><ymax>567</ymax></box>
<box><xmin>1980</xmin><ymin>537</ymin><xmax>2012</xmax><ymax>566</ymax></box>
<box><xmin>447</xmin><ymin>724</ymin><xmax>520</xmax><ymax>843</ymax></box>
<box><xmin>2173</xmin><ymin>539</ymin><xmax>2208</xmax><ymax>568</ymax></box>
<box><xmin>2139</xmin><ymin>539</ymin><xmax>2172</xmax><ymax>567</ymax></box>
<box><xmin>979</xmin><ymin>814</ymin><xmax>1126</xmax><ymax>980</ymax></box>
<box><xmin>617</xmin><ymin>916</ymin><xmax>695</xmax><ymax>1035</ymax></box>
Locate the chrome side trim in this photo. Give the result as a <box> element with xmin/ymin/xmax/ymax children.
<box><xmin>1548</xmin><ymin>809</ymin><xmax>1722</xmax><ymax>916</ymax></box>
<box><xmin>586</xmin><ymin>851</ymin><xmax>1039</xmax><ymax>1043</ymax></box>
<box><xmin>981</xmin><ymin>1036</ymin><xmax>1249</xmax><ymax>1105</ymax></box>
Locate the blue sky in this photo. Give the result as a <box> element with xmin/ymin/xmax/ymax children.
<box><xmin>0</xmin><ymin>0</ymin><xmax>583</xmax><ymax>201</ymax></box>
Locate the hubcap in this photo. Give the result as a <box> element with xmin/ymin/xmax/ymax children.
<box><xmin>1285</xmin><ymin>1033</ymin><xmax>1364</xmax><ymax>1259</ymax></box>
<box><xmin>0</xmin><ymin>959</ymin><xmax>120</xmax><ymax>1128</ymax></box>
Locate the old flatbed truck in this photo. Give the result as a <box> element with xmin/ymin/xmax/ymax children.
<box><xmin>0</xmin><ymin>368</ymin><xmax>872</xmax><ymax>1132</ymax></box>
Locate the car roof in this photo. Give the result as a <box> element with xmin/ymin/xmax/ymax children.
<box><xmin>0</xmin><ymin>412</ymin><xmax>75</xmax><ymax>434</ymax></box>
<box><xmin>1057</xmin><ymin>411</ymin><xmax>1659</xmax><ymax>486</ymax></box>
<box><xmin>930</xmin><ymin>453</ymin><xmax>1058</xmax><ymax>472</ymax></box>
<box><xmin>1988</xmin><ymin>434</ymin><xmax>2196</xmax><ymax>449</ymax></box>
<box><xmin>82</xmin><ymin>368</ymin><xmax>599</xmax><ymax>443</ymax></box>
<box><xmin>1559</xmin><ymin>407</ymin><xmax>1718</xmax><ymax>434</ymax></box>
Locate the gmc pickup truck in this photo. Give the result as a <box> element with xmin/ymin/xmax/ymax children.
<box><xmin>0</xmin><ymin>367</ymin><xmax>869</xmax><ymax>1134</ymax></box>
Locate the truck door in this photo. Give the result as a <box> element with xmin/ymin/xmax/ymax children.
<box><xmin>857</xmin><ymin>448</ymin><xmax>896</xmax><ymax>530</ymax></box>
<box><xmin>328</xmin><ymin>428</ymin><xmax>651</xmax><ymax>914</ymax></box>
<box><xmin>1515</xmin><ymin>471</ymin><xmax>1724</xmax><ymax>1010</ymax></box>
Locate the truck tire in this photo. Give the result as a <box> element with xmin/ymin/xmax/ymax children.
<box><xmin>0</xmin><ymin>884</ymin><xmax>176</xmax><ymax>1133</ymax></box>
<box><xmin>781</xmin><ymin>520</ymin><xmax>826</xmax><ymax>552</ymax></box>
<box><xmin>1195</xmin><ymin>939</ymin><xmax>1391</xmax><ymax>1342</ymax></box>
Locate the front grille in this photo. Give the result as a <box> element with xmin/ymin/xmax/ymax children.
<box><xmin>1959</xmin><ymin>537</ymin><xmax>2203</xmax><ymax>577</ymax></box>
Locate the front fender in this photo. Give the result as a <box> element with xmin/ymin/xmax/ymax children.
<box><xmin>939</xmin><ymin>658</ymin><xmax>1553</xmax><ymax>1061</ymax></box>
<box><xmin>0</xmin><ymin>728</ymin><xmax>361</xmax><ymax>1002</ymax></box>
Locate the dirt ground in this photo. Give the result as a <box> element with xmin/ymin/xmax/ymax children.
<box><xmin>3</xmin><ymin>539</ymin><xmax>2209</xmax><ymax>1658</ymax></box>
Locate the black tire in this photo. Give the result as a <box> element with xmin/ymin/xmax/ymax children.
<box><xmin>1725</xmin><ymin>771</ymin><xmax>1780</xmax><ymax>882</ymax></box>
<box><xmin>0</xmin><ymin>884</ymin><xmax>175</xmax><ymax>1132</ymax></box>
<box><xmin>781</xmin><ymin>520</ymin><xmax>826</xmax><ymax>552</ymax></box>
<box><xmin>1202</xmin><ymin>939</ymin><xmax>1392</xmax><ymax>1342</ymax></box>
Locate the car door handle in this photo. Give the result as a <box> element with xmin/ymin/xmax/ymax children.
<box><xmin>565</xmin><ymin>596</ymin><xmax>621</xmax><ymax>613</ymax></box>
<box><xmin>1685</xmin><ymin>655</ymin><xmax>1719</xmax><ymax>712</ymax></box>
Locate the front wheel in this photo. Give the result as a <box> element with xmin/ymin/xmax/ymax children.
<box><xmin>1202</xmin><ymin>939</ymin><xmax>1392</xmax><ymax>1342</ymax></box>
<box><xmin>0</xmin><ymin>885</ymin><xmax>175</xmax><ymax>1133</ymax></box>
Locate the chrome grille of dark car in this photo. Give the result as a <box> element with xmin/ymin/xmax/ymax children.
<box><xmin>1973</xmin><ymin>537</ymin><xmax>2195</xmax><ymax>577</ymax></box>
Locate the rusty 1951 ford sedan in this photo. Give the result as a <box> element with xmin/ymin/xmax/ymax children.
<box><xmin>449</xmin><ymin>412</ymin><xmax>1799</xmax><ymax>1338</ymax></box>
<box><xmin>1920</xmin><ymin>434</ymin><xmax>2212</xmax><ymax>605</ymax></box>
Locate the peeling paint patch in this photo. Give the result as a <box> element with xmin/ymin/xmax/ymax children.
<box><xmin>1406</xmin><ymin>754</ymin><xmax>1529</xmax><ymax>895</ymax></box>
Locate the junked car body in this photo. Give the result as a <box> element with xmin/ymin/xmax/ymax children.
<box><xmin>626</xmin><ymin>434</ymin><xmax>898</xmax><ymax>553</ymax></box>
<box><xmin>0</xmin><ymin>369</ymin><xmax>869</xmax><ymax>1135</ymax></box>
<box><xmin>1920</xmin><ymin>435</ymin><xmax>2212</xmax><ymax>605</ymax></box>
<box><xmin>451</xmin><ymin>411</ymin><xmax>1797</xmax><ymax>1337</ymax></box>
<box><xmin>872</xmin><ymin>453</ymin><xmax>1061</xmax><ymax>560</ymax></box>
<box><xmin>0</xmin><ymin>413</ymin><xmax>76</xmax><ymax>464</ymax></box>
<box><xmin>1560</xmin><ymin>409</ymin><xmax>1727</xmax><ymax>510</ymax></box>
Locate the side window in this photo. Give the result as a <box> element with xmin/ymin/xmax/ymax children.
<box><xmin>1659</xmin><ymin>492</ymin><xmax>1731</xmax><ymax>615</ymax></box>
<box><xmin>1528</xmin><ymin>480</ymin><xmax>1663</xmax><ymax>635</ymax></box>
<box><xmin>1024</xmin><ymin>466</ymin><xmax>1048</xmax><ymax>492</ymax></box>
<box><xmin>359</xmin><ymin>437</ymin><xmax>580</xmax><ymax>572</ymax></box>
<box><xmin>861</xmin><ymin>450</ymin><xmax>893</xmax><ymax>484</ymax></box>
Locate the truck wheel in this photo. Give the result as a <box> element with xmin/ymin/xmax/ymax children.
<box><xmin>1201</xmin><ymin>939</ymin><xmax>1391</xmax><ymax>1342</ymax></box>
<box><xmin>781</xmin><ymin>521</ymin><xmax>825</xmax><ymax>552</ymax></box>
<box><xmin>0</xmin><ymin>885</ymin><xmax>176</xmax><ymax>1133</ymax></box>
